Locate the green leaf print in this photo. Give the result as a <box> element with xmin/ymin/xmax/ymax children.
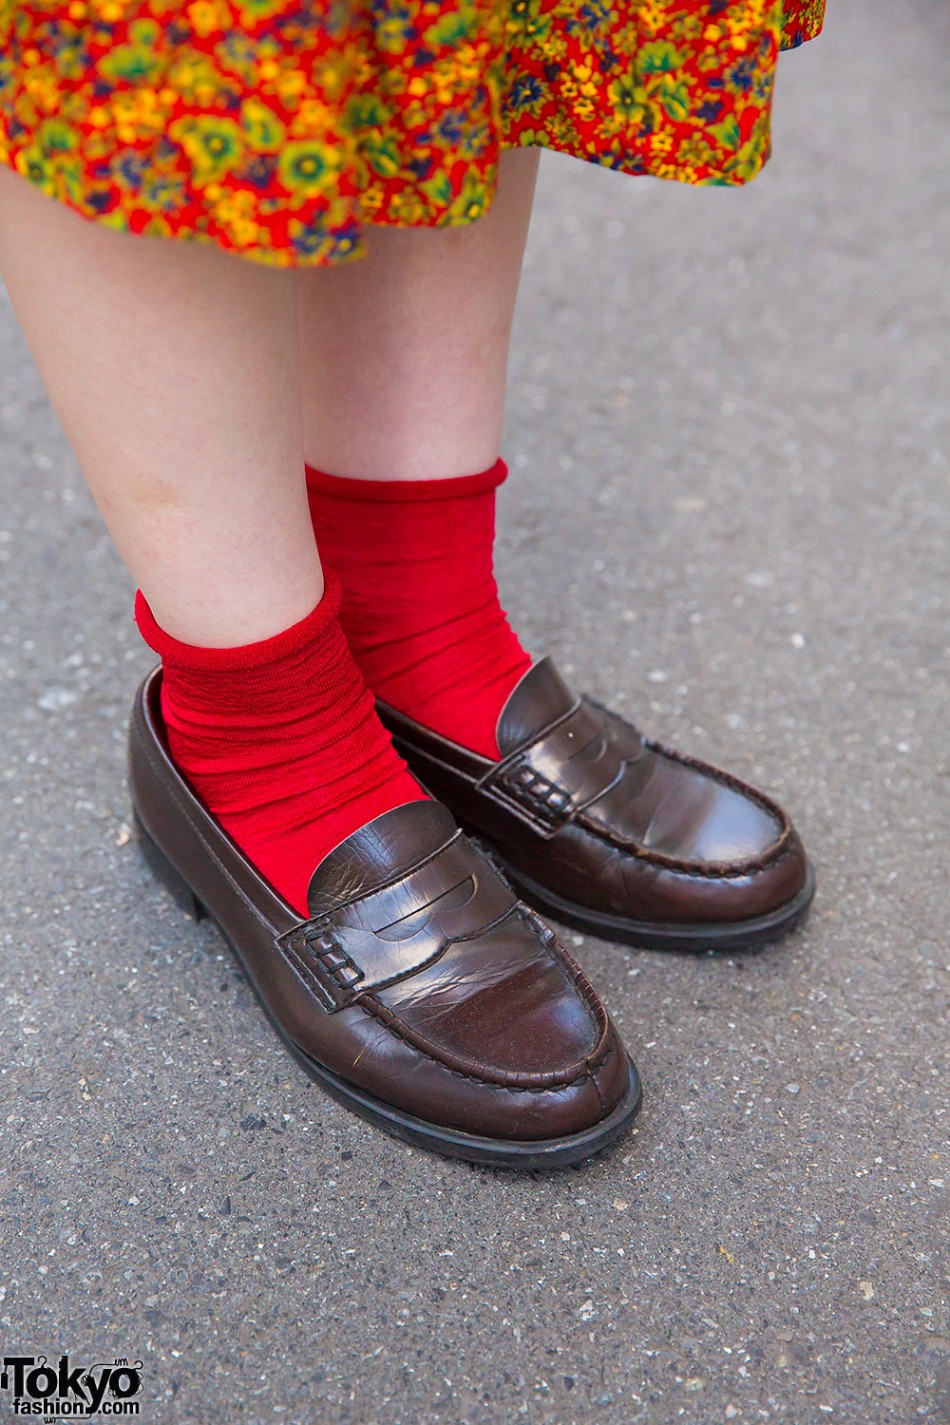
<box><xmin>638</xmin><ymin>40</ymin><xmax>685</xmax><ymax>75</ymax></box>
<box><xmin>656</xmin><ymin>75</ymin><xmax>690</xmax><ymax>123</ymax></box>
<box><xmin>423</xmin><ymin>10</ymin><xmax>474</xmax><ymax>49</ymax></box>
<box><xmin>364</xmin><ymin>136</ymin><xmax>403</xmax><ymax>179</ymax></box>
<box><xmin>724</xmin><ymin>135</ymin><xmax>768</xmax><ymax>181</ymax></box>
<box><xmin>97</xmin><ymin>18</ymin><xmax>162</xmax><ymax>84</ymax></box>
<box><xmin>710</xmin><ymin>114</ymin><xmax>742</xmax><ymax>150</ymax></box>
<box><xmin>420</xmin><ymin>170</ymin><xmax>454</xmax><ymax>207</ymax></box>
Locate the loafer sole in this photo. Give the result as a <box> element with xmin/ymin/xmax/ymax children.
<box><xmin>136</xmin><ymin>813</ymin><xmax>643</xmax><ymax>1169</ymax></box>
<box><xmin>481</xmin><ymin>846</ymin><xmax>817</xmax><ymax>954</ymax></box>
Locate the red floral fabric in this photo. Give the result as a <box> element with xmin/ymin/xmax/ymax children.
<box><xmin>0</xmin><ymin>1</ymin><xmax>825</xmax><ymax>266</ymax></box>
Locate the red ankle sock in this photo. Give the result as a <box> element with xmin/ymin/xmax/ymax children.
<box><xmin>134</xmin><ymin>573</ymin><xmax>426</xmax><ymax>916</ymax></box>
<box><xmin>305</xmin><ymin>458</ymin><xmax>532</xmax><ymax>759</ymax></box>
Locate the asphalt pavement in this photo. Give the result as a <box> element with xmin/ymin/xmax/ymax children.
<box><xmin>1</xmin><ymin>2</ymin><xmax>948</xmax><ymax>1421</ymax></box>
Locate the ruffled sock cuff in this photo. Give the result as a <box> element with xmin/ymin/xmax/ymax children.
<box><xmin>134</xmin><ymin>568</ymin><xmax>343</xmax><ymax>671</ymax></box>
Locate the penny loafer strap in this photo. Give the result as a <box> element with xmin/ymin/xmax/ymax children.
<box><xmin>477</xmin><ymin>699</ymin><xmax>633</xmax><ymax>837</ymax></box>
<box><xmin>275</xmin><ymin>833</ymin><xmax>518</xmax><ymax>1012</ymax></box>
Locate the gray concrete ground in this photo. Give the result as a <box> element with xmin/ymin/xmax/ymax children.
<box><xmin>1</xmin><ymin>2</ymin><xmax>947</xmax><ymax>1421</ymax></box>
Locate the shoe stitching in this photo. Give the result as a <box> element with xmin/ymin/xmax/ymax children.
<box><xmin>517</xmin><ymin>904</ymin><xmax>608</xmax><ymax>1049</ymax></box>
<box><xmin>293</xmin><ymin>899</ymin><xmax>524</xmax><ymax>1006</ymax></box>
<box><xmin>585</xmin><ymin>696</ymin><xmax>788</xmax><ymax>825</ymax></box>
<box><xmin>575</xmin><ymin>803</ymin><xmax>795</xmax><ymax>878</ymax></box>
<box><xmin>448</xmin><ymin>899</ymin><xmax>520</xmax><ymax>944</ymax></box>
<box><xmin>598</xmin><ymin>833</ymin><xmax>801</xmax><ymax>882</ymax></box>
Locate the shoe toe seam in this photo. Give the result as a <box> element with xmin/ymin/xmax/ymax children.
<box><xmin>359</xmin><ymin>992</ymin><xmax>618</xmax><ymax>1094</ymax></box>
<box><xmin>574</xmin><ymin>811</ymin><xmax>798</xmax><ymax>879</ymax></box>
<box><xmin>640</xmin><ymin>734</ymin><xmax>789</xmax><ymax>830</ymax></box>
<box><xmin>358</xmin><ymin>904</ymin><xmax>611</xmax><ymax>1091</ymax></box>
<box><xmin>573</xmin><ymin>728</ymin><xmax>794</xmax><ymax>874</ymax></box>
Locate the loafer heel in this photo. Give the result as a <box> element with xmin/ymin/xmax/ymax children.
<box><xmin>134</xmin><ymin>810</ymin><xmax>207</xmax><ymax>922</ymax></box>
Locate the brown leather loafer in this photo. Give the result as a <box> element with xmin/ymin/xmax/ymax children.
<box><xmin>129</xmin><ymin>668</ymin><xmax>641</xmax><ymax>1168</ymax></box>
<box><xmin>377</xmin><ymin>659</ymin><xmax>816</xmax><ymax>953</ymax></box>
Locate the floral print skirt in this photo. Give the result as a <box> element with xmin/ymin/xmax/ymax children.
<box><xmin>0</xmin><ymin>0</ymin><xmax>825</xmax><ymax>267</ymax></box>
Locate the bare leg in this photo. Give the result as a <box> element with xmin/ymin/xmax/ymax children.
<box><xmin>297</xmin><ymin>147</ymin><xmax>541</xmax><ymax>480</ymax></box>
<box><xmin>0</xmin><ymin>166</ymin><xmax>427</xmax><ymax>913</ymax></box>
<box><xmin>0</xmin><ymin>166</ymin><xmax>320</xmax><ymax>647</ymax></box>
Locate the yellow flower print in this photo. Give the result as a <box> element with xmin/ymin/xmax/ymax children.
<box><xmin>186</xmin><ymin>0</ymin><xmax>230</xmax><ymax>39</ymax></box>
<box><xmin>168</xmin><ymin>51</ymin><xmax>238</xmax><ymax>107</ymax></box>
<box><xmin>312</xmin><ymin>57</ymin><xmax>352</xmax><ymax>106</ymax></box>
<box><xmin>677</xmin><ymin>133</ymin><xmax>717</xmax><ymax>167</ymax></box>
<box><xmin>91</xmin><ymin>0</ymin><xmax>129</xmax><ymax>21</ymax></box>
<box><xmin>274</xmin><ymin>69</ymin><xmax>309</xmax><ymax>105</ymax></box>
<box><xmin>506</xmin><ymin>128</ymin><xmax>550</xmax><ymax>148</ymax></box>
<box><xmin>22</xmin><ymin>68</ymin><xmax>62</xmax><ymax>113</ymax></box>
<box><xmin>638</xmin><ymin>3</ymin><xmax>667</xmax><ymax>37</ymax></box>
<box><xmin>388</xmin><ymin>188</ymin><xmax>437</xmax><ymax>224</ymax></box>
<box><xmin>112</xmin><ymin>88</ymin><xmax>168</xmax><ymax>143</ymax></box>
<box><xmin>669</xmin><ymin>15</ymin><xmax>704</xmax><ymax>44</ymax></box>
<box><xmin>444</xmin><ymin>171</ymin><xmax>492</xmax><ymax>224</ymax></box>
<box><xmin>211</xmin><ymin>188</ymin><xmax>265</xmax><ymax>246</ymax></box>
<box><xmin>356</xmin><ymin>185</ymin><xmax>386</xmax><ymax>217</ymax></box>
